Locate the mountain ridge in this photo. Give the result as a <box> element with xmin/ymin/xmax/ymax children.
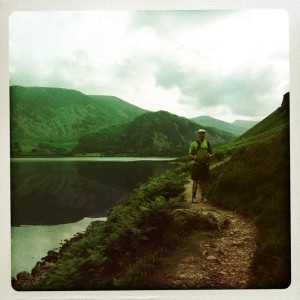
<box><xmin>237</xmin><ymin>92</ymin><xmax>289</xmax><ymax>141</ymax></box>
<box><xmin>10</xmin><ymin>86</ymin><xmax>147</xmax><ymax>154</ymax></box>
<box><xmin>74</xmin><ymin>110</ymin><xmax>236</xmax><ymax>156</ymax></box>
<box><xmin>10</xmin><ymin>85</ymin><xmax>235</xmax><ymax>157</ymax></box>
<box><xmin>215</xmin><ymin>92</ymin><xmax>290</xmax><ymax>156</ymax></box>
<box><xmin>190</xmin><ymin>115</ymin><xmax>258</xmax><ymax>136</ymax></box>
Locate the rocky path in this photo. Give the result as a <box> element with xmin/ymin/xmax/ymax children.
<box><xmin>148</xmin><ymin>181</ymin><xmax>257</xmax><ymax>289</ymax></box>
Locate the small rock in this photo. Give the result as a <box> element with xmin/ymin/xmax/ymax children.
<box><xmin>232</xmin><ymin>241</ymin><xmax>244</xmax><ymax>246</ymax></box>
<box><xmin>219</xmin><ymin>271</ymin><xmax>227</xmax><ymax>275</ymax></box>
<box><xmin>206</xmin><ymin>255</ymin><xmax>217</xmax><ymax>260</ymax></box>
<box><xmin>43</xmin><ymin>250</ymin><xmax>60</xmax><ymax>263</ymax></box>
<box><xmin>16</xmin><ymin>271</ymin><xmax>31</xmax><ymax>281</ymax></box>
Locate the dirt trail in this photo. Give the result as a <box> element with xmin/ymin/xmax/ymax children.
<box><xmin>148</xmin><ymin>180</ymin><xmax>257</xmax><ymax>289</ymax></box>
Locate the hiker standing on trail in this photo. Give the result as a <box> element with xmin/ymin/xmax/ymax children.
<box><xmin>188</xmin><ymin>129</ymin><xmax>213</xmax><ymax>203</ymax></box>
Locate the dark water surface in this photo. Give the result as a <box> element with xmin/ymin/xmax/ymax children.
<box><xmin>11</xmin><ymin>157</ymin><xmax>176</xmax><ymax>276</ymax></box>
<box><xmin>11</xmin><ymin>157</ymin><xmax>176</xmax><ymax>226</ymax></box>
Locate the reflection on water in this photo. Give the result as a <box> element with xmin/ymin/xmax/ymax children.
<box><xmin>11</xmin><ymin>158</ymin><xmax>176</xmax><ymax>277</ymax></box>
<box><xmin>11</xmin><ymin>159</ymin><xmax>175</xmax><ymax>226</ymax></box>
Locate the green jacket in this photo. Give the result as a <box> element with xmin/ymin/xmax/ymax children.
<box><xmin>189</xmin><ymin>140</ymin><xmax>212</xmax><ymax>164</ymax></box>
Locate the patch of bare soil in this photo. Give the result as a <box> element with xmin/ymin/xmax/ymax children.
<box><xmin>147</xmin><ymin>181</ymin><xmax>257</xmax><ymax>289</ymax></box>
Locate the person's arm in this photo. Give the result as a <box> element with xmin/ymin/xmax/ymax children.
<box><xmin>188</xmin><ymin>142</ymin><xmax>197</xmax><ymax>160</ymax></box>
<box><xmin>207</xmin><ymin>141</ymin><xmax>214</xmax><ymax>158</ymax></box>
<box><xmin>189</xmin><ymin>153</ymin><xmax>197</xmax><ymax>160</ymax></box>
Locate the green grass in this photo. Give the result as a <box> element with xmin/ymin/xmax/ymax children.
<box><xmin>209</xmin><ymin>127</ymin><xmax>290</xmax><ymax>288</ymax></box>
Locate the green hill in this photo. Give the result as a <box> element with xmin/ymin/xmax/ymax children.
<box><xmin>215</xmin><ymin>92</ymin><xmax>289</xmax><ymax>156</ymax></box>
<box><xmin>10</xmin><ymin>86</ymin><xmax>234</xmax><ymax>157</ymax></box>
<box><xmin>232</xmin><ymin>119</ymin><xmax>258</xmax><ymax>130</ymax></box>
<box><xmin>88</xmin><ymin>95</ymin><xmax>148</xmax><ymax>124</ymax></box>
<box><xmin>10</xmin><ymin>86</ymin><xmax>147</xmax><ymax>154</ymax></box>
<box><xmin>209</xmin><ymin>92</ymin><xmax>290</xmax><ymax>287</ymax></box>
<box><xmin>237</xmin><ymin>92</ymin><xmax>289</xmax><ymax>141</ymax></box>
<box><xmin>74</xmin><ymin>110</ymin><xmax>236</xmax><ymax>156</ymax></box>
<box><xmin>190</xmin><ymin>115</ymin><xmax>257</xmax><ymax>136</ymax></box>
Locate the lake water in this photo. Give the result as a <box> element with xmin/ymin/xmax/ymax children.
<box><xmin>11</xmin><ymin>157</ymin><xmax>176</xmax><ymax>277</ymax></box>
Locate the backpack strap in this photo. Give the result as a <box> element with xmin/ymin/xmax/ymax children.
<box><xmin>195</xmin><ymin>140</ymin><xmax>212</xmax><ymax>153</ymax></box>
<box><xmin>207</xmin><ymin>141</ymin><xmax>212</xmax><ymax>154</ymax></box>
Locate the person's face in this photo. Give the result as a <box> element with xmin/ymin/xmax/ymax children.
<box><xmin>198</xmin><ymin>132</ymin><xmax>205</xmax><ymax>141</ymax></box>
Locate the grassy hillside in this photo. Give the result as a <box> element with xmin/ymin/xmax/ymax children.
<box><xmin>214</xmin><ymin>92</ymin><xmax>289</xmax><ymax>159</ymax></box>
<box><xmin>88</xmin><ymin>95</ymin><xmax>147</xmax><ymax>124</ymax></box>
<box><xmin>237</xmin><ymin>92</ymin><xmax>289</xmax><ymax>141</ymax></box>
<box><xmin>74</xmin><ymin>110</ymin><xmax>236</xmax><ymax>157</ymax></box>
<box><xmin>208</xmin><ymin>92</ymin><xmax>290</xmax><ymax>287</ymax></box>
<box><xmin>10</xmin><ymin>86</ymin><xmax>147</xmax><ymax>154</ymax></box>
<box><xmin>209</xmin><ymin>127</ymin><xmax>290</xmax><ymax>288</ymax></box>
<box><xmin>233</xmin><ymin>119</ymin><xmax>258</xmax><ymax>129</ymax></box>
<box><xmin>190</xmin><ymin>115</ymin><xmax>257</xmax><ymax>136</ymax></box>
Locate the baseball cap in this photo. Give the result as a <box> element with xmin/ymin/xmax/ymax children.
<box><xmin>197</xmin><ymin>129</ymin><xmax>206</xmax><ymax>133</ymax></box>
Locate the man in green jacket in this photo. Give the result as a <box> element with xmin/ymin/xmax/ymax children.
<box><xmin>188</xmin><ymin>129</ymin><xmax>213</xmax><ymax>203</ymax></box>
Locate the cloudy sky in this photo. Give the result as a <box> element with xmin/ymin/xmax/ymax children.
<box><xmin>9</xmin><ymin>10</ymin><xmax>289</xmax><ymax>122</ymax></box>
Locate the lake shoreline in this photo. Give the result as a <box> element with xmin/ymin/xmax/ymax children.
<box><xmin>11</xmin><ymin>217</ymin><xmax>107</xmax><ymax>278</ymax></box>
<box><xmin>11</xmin><ymin>156</ymin><xmax>178</xmax><ymax>162</ymax></box>
<box><xmin>11</xmin><ymin>158</ymin><xmax>179</xmax><ymax>279</ymax></box>
<box><xmin>11</xmin><ymin>153</ymin><xmax>180</xmax><ymax>159</ymax></box>
<box><xmin>12</xmin><ymin>220</ymin><xmax>105</xmax><ymax>290</ymax></box>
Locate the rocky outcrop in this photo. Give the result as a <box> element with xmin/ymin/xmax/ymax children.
<box><xmin>12</xmin><ymin>258</ymin><xmax>57</xmax><ymax>290</ymax></box>
<box><xmin>171</xmin><ymin>208</ymin><xmax>230</xmax><ymax>231</ymax></box>
<box><xmin>12</xmin><ymin>220</ymin><xmax>103</xmax><ymax>290</ymax></box>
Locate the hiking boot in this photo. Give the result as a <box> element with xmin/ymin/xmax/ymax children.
<box><xmin>201</xmin><ymin>196</ymin><xmax>208</xmax><ymax>203</ymax></box>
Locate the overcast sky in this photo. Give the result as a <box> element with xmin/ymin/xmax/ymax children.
<box><xmin>9</xmin><ymin>10</ymin><xmax>289</xmax><ymax>122</ymax></box>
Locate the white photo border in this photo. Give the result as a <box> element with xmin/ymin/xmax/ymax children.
<box><xmin>1</xmin><ymin>0</ymin><xmax>299</xmax><ymax>299</ymax></box>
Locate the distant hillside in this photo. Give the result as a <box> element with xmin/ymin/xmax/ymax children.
<box><xmin>10</xmin><ymin>86</ymin><xmax>147</xmax><ymax>154</ymax></box>
<box><xmin>216</xmin><ymin>92</ymin><xmax>289</xmax><ymax>155</ymax></box>
<box><xmin>237</xmin><ymin>92</ymin><xmax>289</xmax><ymax>141</ymax></box>
<box><xmin>232</xmin><ymin>119</ymin><xmax>258</xmax><ymax>130</ymax></box>
<box><xmin>88</xmin><ymin>95</ymin><xmax>147</xmax><ymax>124</ymax></box>
<box><xmin>190</xmin><ymin>115</ymin><xmax>256</xmax><ymax>136</ymax></box>
<box><xmin>74</xmin><ymin>110</ymin><xmax>235</xmax><ymax>156</ymax></box>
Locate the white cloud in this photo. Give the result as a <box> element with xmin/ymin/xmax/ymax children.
<box><xmin>9</xmin><ymin>10</ymin><xmax>289</xmax><ymax>122</ymax></box>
